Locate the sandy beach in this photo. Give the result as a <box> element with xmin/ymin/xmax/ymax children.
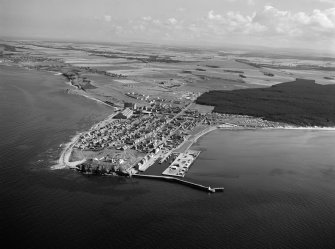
<box><xmin>51</xmin><ymin>133</ymin><xmax>86</xmax><ymax>170</ymax></box>
<box><xmin>64</xmin><ymin>79</ymin><xmax>112</xmax><ymax>107</ymax></box>
<box><xmin>263</xmin><ymin>126</ymin><xmax>335</xmax><ymax>131</ymax></box>
<box><xmin>174</xmin><ymin>126</ymin><xmax>218</xmax><ymax>153</ymax></box>
<box><xmin>52</xmin><ymin>111</ymin><xmax>118</xmax><ymax>170</ymax></box>
<box><xmin>282</xmin><ymin>126</ymin><xmax>335</xmax><ymax>131</ymax></box>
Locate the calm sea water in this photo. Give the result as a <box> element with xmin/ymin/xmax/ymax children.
<box><xmin>1</xmin><ymin>65</ymin><xmax>335</xmax><ymax>249</ymax></box>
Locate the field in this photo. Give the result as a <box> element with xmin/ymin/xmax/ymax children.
<box><xmin>1</xmin><ymin>40</ymin><xmax>334</xmax><ymax>114</ymax></box>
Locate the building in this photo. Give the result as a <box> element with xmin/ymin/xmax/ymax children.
<box><xmin>114</xmin><ymin>108</ymin><xmax>133</xmax><ymax>119</ymax></box>
<box><xmin>124</xmin><ymin>102</ymin><xmax>137</xmax><ymax>110</ymax></box>
<box><xmin>296</xmin><ymin>78</ymin><xmax>315</xmax><ymax>83</ymax></box>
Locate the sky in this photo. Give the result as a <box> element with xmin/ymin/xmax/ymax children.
<box><xmin>1</xmin><ymin>0</ymin><xmax>335</xmax><ymax>52</ymax></box>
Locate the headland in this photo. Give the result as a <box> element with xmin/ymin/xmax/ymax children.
<box><xmin>2</xmin><ymin>40</ymin><xmax>335</xmax><ymax>191</ymax></box>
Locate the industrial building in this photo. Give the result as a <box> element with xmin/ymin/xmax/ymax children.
<box><xmin>124</xmin><ymin>102</ymin><xmax>137</xmax><ymax>110</ymax></box>
<box><xmin>114</xmin><ymin>108</ymin><xmax>133</xmax><ymax>119</ymax></box>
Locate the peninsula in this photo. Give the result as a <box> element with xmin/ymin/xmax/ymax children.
<box><xmin>2</xmin><ymin>40</ymin><xmax>335</xmax><ymax>184</ymax></box>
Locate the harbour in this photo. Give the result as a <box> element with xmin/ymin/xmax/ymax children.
<box><xmin>162</xmin><ymin>150</ymin><xmax>201</xmax><ymax>177</ymax></box>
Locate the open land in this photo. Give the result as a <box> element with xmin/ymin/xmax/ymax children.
<box><xmin>1</xmin><ymin>40</ymin><xmax>335</xmax><ymax>180</ymax></box>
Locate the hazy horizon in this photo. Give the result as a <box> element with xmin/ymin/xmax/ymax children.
<box><xmin>1</xmin><ymin>0</ymin><xmax>335</xmax><ymax>54</ymax></box>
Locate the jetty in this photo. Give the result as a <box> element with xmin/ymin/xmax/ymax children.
<box><xmin>133</xmin><ymin>174</ymin><xmax>224</xmax><ymax>193</ymax></box>
<box><xmin>162</xmin><ymin>150</ymin><xmax>201</xmax><ymax>177</ymax></box>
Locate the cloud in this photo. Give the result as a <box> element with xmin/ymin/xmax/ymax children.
<box><xmin>205</xmin><ymin>6</ymin><xmax>335</xmax><ymax>39</ymax></box>
<box><xmin>104</xmin><ymin>15</ymin><xmax>112</xmax><ymax>22</ymax></box>
<box><xmin>253</xmin><ymin>6</ymin><xmax>335</xmax><ymax>37</ymax></box>
<box><xmin>207</xmin><ymin>10</ymin><xmax>267</xmax><ymax>34</ymax></box>
<box><xmin>317</xmin><ymin>0</ymin><xmax>335</xmax><ymax>5</ymax></box>
<box><xmin>168</xmin><ymin>17</ymin><xmax>178</xmax><ymax>25</ymax></box>
<box><xmin>247</xmin><ymin>0</ymin><xmax>255</xmax><ymax>6</ymax></box>
<box><xmin>101</xmin><ymin>6</ymin><xmax>335</xmax><ymax>51</ymax></box>
<box><xmin>208</xmin><ymin>10</ymin><xmax>222</xmax><ymax>21</ymax></box>
<box><xmin>142</xmin><ymin>16</ymin><xmax>152</xmax><ymax>21</ymax></box>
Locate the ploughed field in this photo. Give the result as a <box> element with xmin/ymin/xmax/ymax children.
<box><xmin>196</xmin><ymin>79</ymin><xmax>335</xmax><ymax>127</ymax></box>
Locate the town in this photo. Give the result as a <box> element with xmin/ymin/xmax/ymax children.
<box><xmin>72</xmin><ymin>97</ymin><xmax>284</xmax><ymax>178</ymax></box>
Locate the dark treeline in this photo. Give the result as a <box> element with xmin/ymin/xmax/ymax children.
<box><xmin>196</xmin><ymin>79</ymin><xmax>335</xmax><ymax>127</ymax></box>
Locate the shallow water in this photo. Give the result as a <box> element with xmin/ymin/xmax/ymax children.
<box><xmin>1</xmin><ymin>65</ymin><xmax>335</xmax><ymax>249</ymax></box>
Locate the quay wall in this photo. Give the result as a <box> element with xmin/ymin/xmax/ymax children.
<box><xmin>133</xmin><ymin>174</ymin><xmax>224</xmax><ymax>193</ymax></box>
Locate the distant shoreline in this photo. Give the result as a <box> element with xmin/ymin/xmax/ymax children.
<box><xmin>269</xmin><ymin>126</ymin><xmax>335</xmax><ymax>131</ymax></box>
<box><xmin>173</xmin><ymin>126</ymin><xmax>218</xmax><ymax>153</ymax></box>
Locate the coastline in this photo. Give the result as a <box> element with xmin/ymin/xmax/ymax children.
<box><xmin>2</xmin><ymin>65</ymin><xmax>111</xmax><ymax>170</ymax></box>
<box><xmin>186</xmin><ymin>124</ymin><xmax>335</xmax><ymax>151</ymax></box>
<box><xmin>52</xmin><ymin>112</ymin><xmax>118</xmax><ymax>170</ymax></box>
<box><xmin>51</xmin><ymin>133</ymin><xmax>86</xmax><ymax>170</ymax></box>
<box><xmin>192</xmin><ymin>126</ymin><xmax>218</xmax><ymax>143</ymax></box>
<box><xmin>173</xmin><ymin>126</ymin><xmax>218</xmax><ymax>153</ymax></box>
<box><xmin>51</xmin><ymin>69</ymin><xmax>335</xmax><ymax>172</ymax></box>
<box><xmin>63</xmin><ymin>78</ymin><xmax>111</xmax><ymax>107</ymax></box>
<box><xmin>5</xmin><ymin>63</ymin><xmax>335</xmax><ymax>172</ymax></box>
<box><xmin>259</xmin><ymin>126</ymin><xmax>335</xmax><ymax>131</ymax></box>
<box><xmin>53</xmin><ymin>120</ymin><xmax>335</xmax><ymax>171</ymax></box>
<box><xmin>75</xmin><ymin>90</ymin><xmax>111</xmax><ymax>107</ymax></box>
<box><xmin>280</xmin><ymin>126</ymin><xmax>335</xmax><ymax>131</ymax></box>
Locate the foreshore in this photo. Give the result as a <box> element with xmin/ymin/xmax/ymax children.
<box><xmin>173</xmin><ymin>123</ymin><xmax>335</xmax><ymax>155</ymax></box>
<box><xmin>64</xmin><ymin>79</ymin><xmax>111</xmax><ymax>107</ymax></box>
<box><xmin>256</xmin><ymin>126</ymin><xmax>335</xmax><ymax>131</ymax></box>
<box><xmin>193</xmin><ymin>126</ymin><xmax>218</xmax><ymax>143</ymax></box>
<box><xmin>52</xmin><ymin>112</ymin><xmax>118</xmax><ymax>170</ymax></box>
<box><xmin>51</xmin><ymin>133</ymin><xmax>86</xmax><ymax>170</ymax></box>
<box><xmin>280</xmin><ymin>126</ymin><xmax>335</xmax><ymax>131</ymax></box>
<box><xmin>173</xmin><ymin>126</ymin><xmax>218</xmax><ymax>153</ymax></box>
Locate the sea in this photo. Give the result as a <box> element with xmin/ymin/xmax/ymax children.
<box><xmin>1</xmin><ymin>65</ymin><xmax>335</xmax><ymax>249</ymax></box>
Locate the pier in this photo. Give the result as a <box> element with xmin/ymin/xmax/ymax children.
<box><xmin>133</xmin><ymin>174</ymin><xmax>224</xmax><ymax>193</ymax></box>
<box><xmin>162</xmin><ymin>150</ymin><xmax>201</xmax><ymax>177</ymax></box>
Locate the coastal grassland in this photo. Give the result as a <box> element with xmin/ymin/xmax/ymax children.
<box><xmin>0</xmin><ymin>40</ymin><xmax>283</xmax><ymax>114</ymax></box>
<box><xmin>73</xmin><ymin>147</ymin><xmax>145</xmax><ymax>173</ymax></box>
<box><xmin>236</xmin><ymin>57</ymin><xmax>335</xmax><ymax>85</ymax></box>
<box><xmin>189</xmin><ymin>103</ymin><xmax>215</xmax><ymax>114</ymax></box>
<box><xmin>0</xmin><ymin>43</ymin><xmax>17</xmax><ymax>52</ymax></box>
<box><xmin>196</xmin><ymin>79</ymin><xmax>335</xmax><ymax>127</ymax></box>
<box><xmin>197</xmin><ymin>58</ymin><xmax>256</xmax><ymax>69</ymax></box>
<box><xmin>281</xmin><ymin>69</ymin><xmax>335</xmax><ymax>85</ymax></box>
